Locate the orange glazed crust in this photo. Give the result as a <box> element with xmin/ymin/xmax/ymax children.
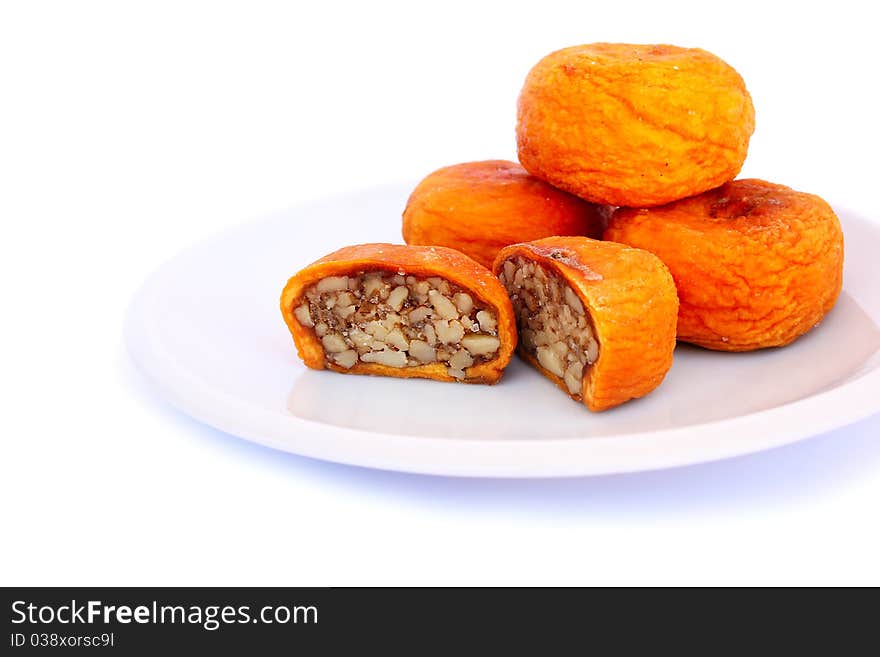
<box><xmin>516</xmin><ymin>43</ymin><xmax>755</xmax><ymax>207</ymax></box>
<box><xmin>605</xmin><ymin>179</ymin><xmax>844</xmax><ymax>351</ymax></box>
<box><xmin>280</xmin><ymin>243</ymin><xmax>517</xmax><ymax>384</ymax></box>
<box><xmin>402</xmin><ymin>160</ymin><xmax>607</xmax><ymax>269</ymax></box>
<box><xmin>493</xmin><ymin>237</ymin><xmax>679</xmax><ymax>411</ymax></box>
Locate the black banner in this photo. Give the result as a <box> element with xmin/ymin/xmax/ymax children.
<box><xmin>3</xmin><ymin>587</ymin><xmax>851</xmax><ymax>652</ymax></box>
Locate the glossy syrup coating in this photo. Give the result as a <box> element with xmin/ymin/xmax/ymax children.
<box><xmin>402</xmin><ymin>160</ymin><xmax>607</xmax><ymax>269</ymax></box>
<box><xmin>281</xmin><ymin>243</ymin><xmax>517</xmax><ymax>383</ymax></box>
<box><xmin>517</xmin><ymin>43</ymin><xmax>755</xmax><ymax>207</ymax></box>
<box><xmin>605</xmin><ymin>179</ymin><xmax>844</xmax><ymax>351</ymax></box>
<box><xmin>494</xmin><ymin>236</ymin><xmax>679</xmax><ymax>411</ymax></box>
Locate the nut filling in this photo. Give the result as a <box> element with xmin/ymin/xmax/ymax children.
<box><xmin>498</xmin><ymin>256</ymin><xmax>599</xmax><ymax>397</ymax></box>
<box><xmin>293</xmin><ymin>271</ymin><xmax>501</xmax><ymax>380</ymax></box>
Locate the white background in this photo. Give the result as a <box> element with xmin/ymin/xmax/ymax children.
<box><xmin>2</xmin><ymin>0</ymin><xmax>879</xmax><ymax>585</ymax></box>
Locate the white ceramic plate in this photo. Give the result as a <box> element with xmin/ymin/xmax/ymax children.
<box><xmin>125</xmin><ymin>184</ymin><xmax>880</xmax><ymax>477</ymax></box>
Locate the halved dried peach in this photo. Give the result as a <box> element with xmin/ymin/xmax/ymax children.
<box><xmin>281</xmin><ymin>243</ymin><xmax>517</xmax><ymax>383</ymax></box>
<box><xmin>494</xmin><ymin>237</ymin><xmax>679</xmax><ymax>411</ymax></box>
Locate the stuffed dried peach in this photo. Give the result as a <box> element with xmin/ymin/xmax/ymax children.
<box><xmin>402</xmin><ymin>160</ymin><xmax>606</xmax><ymax>269</ymax></box>
<box><xmin>281</xmin><ymin>243</ymin><xmax>517</xmax><ymax>383</ymax></box>
<box><xmin>605</xmin><ymin>179</ymin><xmax>844</xmax><ymax>351</ymax></box>
<box><xmin>516</xmin><ymin>43</ymin><xmax>755</xmax><ymax>207</ymax></box>
<box><xmin>494</xmin><ymin>237</ymin><xmax>678</xmax><ymax>411</ymax></box>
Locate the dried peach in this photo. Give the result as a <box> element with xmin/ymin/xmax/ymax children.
<box><xmin>494</xmin><ymin>237</ymin><xmax>679</xmax><ymax>411</ymax></box>
<box><xmin>402</xmin><ymin>160</ymin><xmax>606</xmax><ymax>269</ymax></box>
<box><xmin>516</xmin><ymin>43</ymin><xmax>755</xmax><ymax>207</ymax></box>
<box><xmin>605</xmin><ymin>179</ymin><xmax>844</xmax><ymax>351</ymax></box>
<box><xmin>281</xmin><ymin>243</ymin><xmax>517</xmax><ymax>384</ymax></box>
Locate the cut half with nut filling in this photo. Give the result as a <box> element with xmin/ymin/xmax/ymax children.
<box><xmin>494</xmin><ymin>237</ymin><xmax>679</xmax><ymax>411</ymax></box>
<box><xmin>281</xmin><ymin>243</ymin><xmax>516</xmax><ymax>384</ymax></box>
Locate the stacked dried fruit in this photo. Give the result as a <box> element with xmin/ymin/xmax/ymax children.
<box><xmin>282</xmin><ymin>43</ymin><xmax>844</xmax><ymax>412</ymax></box>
